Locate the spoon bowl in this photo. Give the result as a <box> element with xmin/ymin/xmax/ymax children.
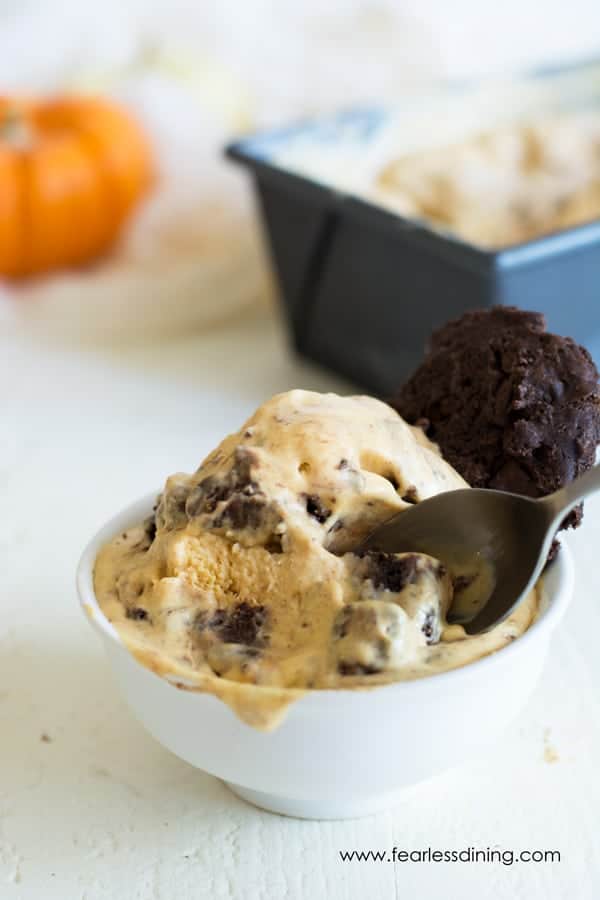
<box><xmin>360</xmin><ymin>464</ymin><xmax>600</xmax><ymax>634</ymax></box>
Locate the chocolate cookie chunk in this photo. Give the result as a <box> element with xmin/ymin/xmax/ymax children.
<box><xmin>348</xmin><ymin>550</ymin><xmax>448</xmax><ymax>643</ymax></box>
<box><xmin>186</xmin><ymin>447</ymin><xmax>284</xmax><ymax>549</ymax></box>
<box><xmin>126</xmin><ymin>606</ymin><xmax>150</xmax><ymax>622</ymax></box>
<box><xmin>303</xmin><ymin>493</ymin><xmax>332</xmax><ymax>524</ymax></box>
<box><xmin>186</xmin><ymin>447</ymin><xmax>260</xmax><ymax>519</ymax></box>
<box><xmin>353</xmin><ymin>550</ymin><xmax>420</xmax><ymax>592</ymax></box>
<box><xmin>393</xmin><ymin>307</ymin><xmax>600</xmax><ymax>536</ymax></box>
<box><xmin>195</xmin><ymin>602</ymin><xmax>270</xmax><ymax>680</ymax></box>
<box><xmin>196</xmin><ymin>602</ymin><xmax>269</xmax><ymax>648</ymax></box>
<box><xmin>143</xmin><ymin>515</ymin><xmax>157</xmax><ymax>544</ymax></box>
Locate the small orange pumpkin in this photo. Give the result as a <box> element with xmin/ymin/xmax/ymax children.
<box><xmin>0</xmin><ymin>95</ymin><xmax>153</xmax><ymax>278</ymax></box>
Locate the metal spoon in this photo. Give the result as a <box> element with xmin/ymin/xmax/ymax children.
<box><xmin>359</xmin><ymin>465</ymin><xmax>600</xmax><ymax>635</ymax></box>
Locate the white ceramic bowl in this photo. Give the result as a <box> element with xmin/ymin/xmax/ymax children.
<box><xmin>77</xmin><ymin>493</ymin><xmax>574</xmax><ymax>820</ymax></box>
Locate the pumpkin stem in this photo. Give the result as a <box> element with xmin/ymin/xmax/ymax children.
<box><xmin>0</xmin><ymin>107</ymin><xmax>33</xmax><ymax>149</ymax></box>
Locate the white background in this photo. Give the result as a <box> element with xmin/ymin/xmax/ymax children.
<box><xmin>2</xmin><ymin>2</ymin><xmax>600</xmax><ymax>898</ymax></box>
<box><xmin>2</xmin><ymin>0</ymin><xmax>600</xmax><ymax>113</ymax></box>
<box><xmin>2</xmin><ymin>312</ymin><xmax>600</xmax><ymax>899</ymax></box>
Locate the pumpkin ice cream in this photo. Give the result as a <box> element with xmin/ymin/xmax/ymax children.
<box><xmin>94</xmin><ymin>391</ymin><xmax>539</xmax><ymax>729</ymax></box>
<box><xmin>376</xmin><ymin>113</ymin><xmax>600</xmax><ymax>248</ymax></box>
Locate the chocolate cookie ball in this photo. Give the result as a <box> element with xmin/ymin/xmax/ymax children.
<box><xmin>393</xmin><ymin>307</ymin><xmax>600</xmax><ymax>534</ymax></box>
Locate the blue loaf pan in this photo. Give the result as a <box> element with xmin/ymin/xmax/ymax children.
<box><xmin>226</xmin><ymin>83</ymin><xmax>600</xmax><ymax>394</ymax></box>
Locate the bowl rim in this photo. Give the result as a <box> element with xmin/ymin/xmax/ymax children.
<box><xmin>77</xmin><ymin>491</ymin><xmax>574</xmax><ymax>702</ymax></box>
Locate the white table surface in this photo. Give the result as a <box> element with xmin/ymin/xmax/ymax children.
<box><xmin>2</xmin><ymin>307</ymin><xmax>599</xmax><ymax>900</ymax></box>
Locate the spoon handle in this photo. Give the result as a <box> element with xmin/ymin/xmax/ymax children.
<box><xmin>542</xmin><ymin>463</ymin><xmax>600</xmax><ymax>524</ymax></box>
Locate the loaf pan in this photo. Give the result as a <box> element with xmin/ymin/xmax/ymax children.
<box><xmin>226</xmin><ymin>65</ymin><xmax>600</xmax><ymax>394</ymax></box>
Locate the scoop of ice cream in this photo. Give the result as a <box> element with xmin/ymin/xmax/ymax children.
<box><xmin>154</xmin><ymin>390</ymin><xmax>464</xmax><ymax>554</ymax></box>
<box><xmin>94</xmin><ymin>390</ymin><xmax>539</xmax><ymax>729</ymax></box>
<box><xmin>393</xmin><ymin>307</ymin><xmax>600</xmax><ymax>538</ymax></box>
